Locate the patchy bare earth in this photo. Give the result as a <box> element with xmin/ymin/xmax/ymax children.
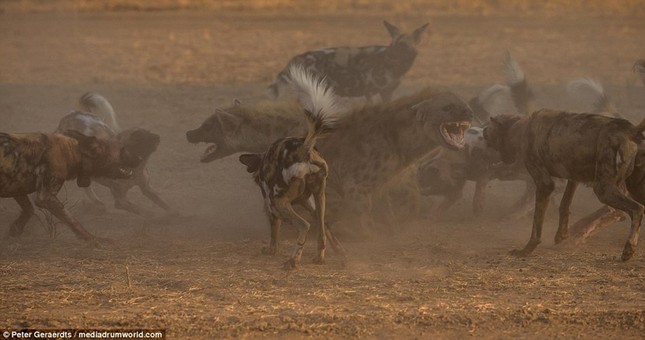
<box><xmin>1</xmin><ymin>9</ymin><xmax>644</xmax><ymax>339</ymax></box>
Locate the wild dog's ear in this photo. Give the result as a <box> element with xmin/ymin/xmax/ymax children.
<box><xmin>383</xmin><ymin>20</ymin><xmax>401</xmax><ymax>39</ymax></box>
<box><xmin>214</xmin><ymin>109</ymin><xmax>243</xmax><ymax>132</ymax></box>
<box><xmin>239</xmin><ymin>153</ymin><xmax>262</xmax><ymax>173</ymax></box>
<box><xmin>65</xmin><ymin>130</ymin><xmax>103</xmax><ymax>158</ymax></box>
<box><xmin>412</xmin><ymin>23</ymin><xmax>430</xmax><ymax>44</ymax></box>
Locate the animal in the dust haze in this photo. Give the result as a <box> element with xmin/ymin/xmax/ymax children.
<box><xmin>0</xmin><ymin>131</ymin><xmax>139</xmax><ymax>242</ymax></box>
<box><xmin>484</xmin><ymin>111</ymin><xmax>645</xmax><ymax>261</ymax></box>
<box><xmin>267</xmin><ymin>20</ymin><xmax>429</xmax><ymax>102</ymax></box>
<box><xmin>239</xmin><ymin>65</ymin><xmax>341</xmax><ymax>269</ymax></box>
<box><xmin>57</xmin><ymin>93</ymin><xmax>168</xmax><ymax>215</ymax></box>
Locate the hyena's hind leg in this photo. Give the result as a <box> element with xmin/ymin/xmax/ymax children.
<box><xmin>8</xmin><ymin>195</ymin><xmax>34</xmax><ymax>237</ymax></box>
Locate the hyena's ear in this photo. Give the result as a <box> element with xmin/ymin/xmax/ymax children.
<box><xmin>411</xmin><ymin>102</ymin><xmax>429</xmax><ymax>122</ymax></box>
<box><xmin>383</xmin><ymin>20</ymin><xmax>401</xmax><ymax>39</ymax></box>
<box><xmin>412</xmin><ymin>23</ymin><xmax>430</xmax><ymax>45</ymax></box>
<box><xmin>233</xmin><ymin>98</ymin><xmax>241</xmax><ymax>107</ymax></box>
<box><xmin>214</xmin><ymin>109</ymin><xmax>243</xmax><ymax>132</ymax></box>
<box><xmin>239</xmin><ymin>153</ymin><xmax>262</xmax><ymax>173</ymax></box>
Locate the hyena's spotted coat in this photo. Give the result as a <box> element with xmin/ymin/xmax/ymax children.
<box><xmin>239</xmin><ymin>66</ymin><xmax>342</xmax><ymax>269</ymax></box>
<box><xmin>267</xmin><ymin>21</ymin><xmax>429</xmax><ymax>102</ymax></box>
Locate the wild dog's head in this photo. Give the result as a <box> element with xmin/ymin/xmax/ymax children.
<box><xmin>411</xmin><ymin>92</ymin><xmax>472</xmax><ymax>150</ymax></box>
<box><xmin>64</xmin><ymin>130</ymin><xmax>138</xmax><ymax>187</ymax></box>
<box><xmin>483</xmin><ymin>114</ymin><xmax>524</xmax><ymax>164</ymax></box>
<box><xmin>118</xmin><ymin>128</ymin><xmax>161</xmax><ymax>163</ymax></box>
<box><xmin>186</xmin><ymin>99</ymin><xmax>245</xmax><ymax>163</ymax></box>
<box><xmin>384</xmin><ymin>21</ymin><xmax>429</xmax><ymax>58</ymax></box>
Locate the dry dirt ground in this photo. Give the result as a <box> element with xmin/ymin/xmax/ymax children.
<box><xmin>1</xmin><ymin>8</ymin><xmax>645</xmax><ymax>339</ymax></box>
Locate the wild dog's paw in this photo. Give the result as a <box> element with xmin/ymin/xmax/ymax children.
<box><xmin>621</xmin><ymin>243</ymin><xmax>635</xmax><ymax>262</ymax></box>
<box><xmin>262</xmin><ymin>245</ymin><xmax>277</xmax><ymax>256</ymax></box>
<box><xmin>283</xmin><ymin>258</ymin><xmax>299</xmax><ymax>270</ymax></box>
<box><xmin>509</xmin><ymin>248</ymin><xmax>531</xmax><ymax>257</ymax></box>
<box><xmin>554</xmin><ymin>230</ymin><xmax>569</xmax><ymax>245</ymax></box>
<box><xmin>312</xmin><ymin>255</ymin><xmax>326</xmax><ymax>265</ymax></box>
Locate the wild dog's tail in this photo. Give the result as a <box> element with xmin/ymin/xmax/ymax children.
<box><xmin>566</xmin><ymin>78</ymin><xmax>621</xmax><ymax>118</ymax></box>
<box><xmin>78</xmin><ymin>92</ymin><xmax>121</xmax><ymax>131</ymax></box>
<box><xmin>503</xmin><ymin>51</ymin><xmax>534</xmax><ymax>115</ymax></box>
<box><xmin>287</xmin><ymin>64</ymin><xmax>342</xmax><ymax>151</ymax></box>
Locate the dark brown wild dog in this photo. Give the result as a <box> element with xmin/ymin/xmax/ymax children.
<box><xmin>57</xmin><ymin>93</ymin><xmax>167</xmax><ymax>215</ymax></box>
<box><xmin>240</xmin><ymin>65</ymin><xmax>342</xmax><ymax>269</ymax></box>
<box><xmin>484</xmin><ymin>111</ymin><xmax>645</xmax><ymax>261</ymax></box>
<box><xmin>0</xmin><ymin>131</ymin><xmax>140</xmax><ymax>242</ymax></box>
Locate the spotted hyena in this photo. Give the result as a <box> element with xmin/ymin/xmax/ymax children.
<box><xmin>267</xmin><ymin>20</ymin><xmax>429</xmax><ymax>102</ymax></box>
<box><xmin>239</xmin><ymin>65</ymin><xmax>341</xmax><ymax>269</ymax></box>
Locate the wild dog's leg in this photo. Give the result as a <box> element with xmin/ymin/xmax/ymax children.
<box><xmin>298</xmin><ymin>199</ymin><xmax>345</xmax><ymax>256</ymax></box>
<box><xmin>554</xmin><ymin>181</ymin><xmax>578</xmax><ymax>244</ymax></box>
<box><xmin>274</xmin><ymin>178</ymin><xmax>312</xmax><ymax>269</ymax></box>
<box><xmin>473</xmin><ymin>176</ymin><xmax>489</xmax><ymax>216</ymax></box>
<box><xmin>137</xmin><ymin>168</ymin><xmax>171</xmax><ymax>211</ymax></box>
<box><xmin>593</xmin><ymin>183</ymin><xmax>644</xmax><ymax>261</ymax></box>
<box><xmin>8</xmin><ymin>195</ymin><xmax>34</xmax><ymax>237</ymax></box>
<box><xmin>570</xmin><ymin>206</ymin><xmax>626</xmax><ymax>243</ymax></box>
<box><xmin>312</xmin><ymin>181</ymin><xmax>327</xmax><ymax>264</ymax></box>
<box><xmin>511</xmin><ymin>164</ymin><xmax>555</xmax><ymax>257</ymax></box>
<box><xmin>34</xmin><ymin>190</ymin><xmax>95</xmax><ymax>241</ymax></box>
<box><xmin>263</xmin><ymin>212</ymin><xmax>281</xmax><ymax>255</ymax></box>
<box><xmin>111</xmin><ymin>184</ymin><xmax>143</xmax><ymax>215</ymax></box>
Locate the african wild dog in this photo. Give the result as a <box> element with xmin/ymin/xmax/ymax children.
<box><xmin>267</xmin><ymin>21</ymin><xmax>429</xmax><ymax>102</ymax></box>
<box><xmin>187</xmin><ymin>86</ymin><xmax>472</xmax><ymax>230</ymax></box>
<box><xmin>239</xmin><ymin>65</ymin><xmax>341</xmax><ymax>269</ymax></box>
<box><xmin>484</xmin><ymin>111</ymin><xmax>645</xmax><ymax>261</ymax></box>
<box><xmin>0</xmin><ymin>131</ymin><xmax>140</xmax><ymax>242</ymax></box>
<box><xmin>57</xmin><ymin>93</ymin><xmax>168</xmax><ymax>215</ymax></box>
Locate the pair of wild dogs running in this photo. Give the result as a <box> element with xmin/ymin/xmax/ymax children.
<box><xmin>1</xmin><ymin>94</ymin><xmax>164</xmax><ymax>243</ymax></box>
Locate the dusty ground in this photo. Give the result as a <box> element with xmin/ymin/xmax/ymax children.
<box><xmin>1</xmin><ymin>7</ymin><xmax>645</xmax><ymax>339</ymax></box>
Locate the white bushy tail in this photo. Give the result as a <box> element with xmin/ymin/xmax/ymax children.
<box><xmin>566</xmin><ymin>78</ymin><xmax>619</xmax><ymax>117</ymax></box>
<box><xmin>287</xmin><ymin>65</ymin><xmax>342</xmax><ymax>150</ymax></box>
<box><xmin>78</xmin><ymin>92</ymin><xmax>121</xmax><ymax>132</ymax></box>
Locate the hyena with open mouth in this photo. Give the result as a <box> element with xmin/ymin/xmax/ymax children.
<box><xmin>267</xmin><ymin>21</ymin><xmax>429</xmax><ymax>102</ymax></box>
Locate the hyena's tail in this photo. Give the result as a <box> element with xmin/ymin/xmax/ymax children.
<box><xmin>287</xmin><ymin>64</ymin><xmax>342</xmax><ymax>151</ymax></box>
<box><xmin>503</xmin><ymin>51</ymin><xmax>534</xmax><ymax>115</ymax></box>
<box><xmin>78</xmin><ymin>92</ymin><xmax>121</xmax><ymax>132</ymax></box>
<box><xmin>566</xmin><ymin>78</ymin><xmax>621</xmax><ymax>118</ymax></box>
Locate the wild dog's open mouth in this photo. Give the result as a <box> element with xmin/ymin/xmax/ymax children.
<box><xmin>440</xmin><ymin>121</ymin><xmax>471</xmax><ymax>149</ymax></box>
<box><xmin>201</xmin><ymin>144</ymin><xmax>219</xmax><ymax>163</ymax></box>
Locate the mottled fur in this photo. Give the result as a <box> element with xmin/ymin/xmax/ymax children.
<box><xmin>485</xmin><ymin>110</ymin><xmax>645</xmax><ymax>261</ymax></box>
<box><xmin>0</xmin><ymin>131</ymin><xmax>139</xmax><ymax>241</ymax></box>
<box><xmin>239</xmin><ymin>66</ymin><xmax>339</xmax><ymax>269</ymax></box>
<box><xmin>57</xmin><ymin>94</ymin><xmax>167</xmax><ymax>215</ymax></box>
<box><xmin>267</xmin><ymin>21</ymin><xmax>429</xmax><ymax>102</ymax></box>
